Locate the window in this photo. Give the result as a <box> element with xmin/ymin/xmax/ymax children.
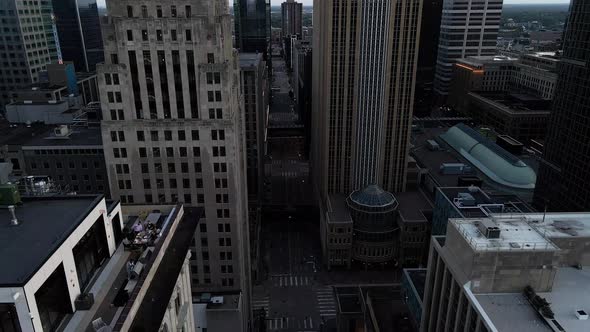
<box><xmin>141</xmin><ymin>5</ymin><xmax>148</xmax><ymax>17</ymax></box>
<box><xmin>178</xmin><ymin>130</ymin><xmax>186</xmax><ymax>141</ymax></box>
<box><xmin>166</xmin><ymin>147</ymin><xmax>174</xmax><ymax>157</ymax></box>
<box><xmin>207</xmin><ymin>53</ymin><xmax>214</xmax><ymax>64</ymax></box>
<box><xmin>194</xmin><ymin>163</ymin><xmax>202</xmax><ymax>172</ymax></box>
<box><xmin>142</xmin><ymin>30</ymin><xmax>148</xmax><ymax>41</ymax></box>
<box><xmin>152</xmin><ymin>147</ymin><xmax>161</xmax><ymax>158</ymax></box>
<box><xmin>156</xmin><ymin>29</ymin><xmax>163</xmax><ymax>41</ymax></box>
<box><xmin>156</xmin><ymin>5</ymin><xmax>162</xmax><ymax>17</ymax></box>
<box><xmin>193</xmin><ymin>147</ymin><xmax>201</xmax><ymax>157</ymax></box>
<box><xmin>127</xmin><ymin>30</ymin><xmax>133</xmax><ymax>41</ymax></box>
<box><xmin>202</xmin><ymin>252</ymin><xmax>209</xmax><ymax>260</ymax></box>
<box><xmin>118</xmin><ymin>131</ymin><xmax>125</xmax><ymax>142</ymax></box>
<box><xmin>113</xmin><ymin>74</ymin><xmax>120</xmax><ymax>85</ymax></box>
<box><xmin>110</xmin><ymin>131</ymin><xmax>117</xmax><ymax>142</ymax></box>
<box><xmin>171</xmin><ymin>5</ymin><xmax>177</xmax><ymax>17</ymax></box>
<box><xmin>183</xmin><ymin>179</ymin><xmax>190</xmax><ymax>188</ymax></box>
<box><xmin>214</xmin><ymin>72</ymin><xmax>220</xmax><ymax>84</ymax></box>
<box><xmin>164</xmin><ymin>130</ymin><xmax>172</xmax><ymax>141</ymax></box>
<box><xmin>141</xmin><ymin>163</ymin><xmax>149</xmax><ymax>173</ymax></box>
<box><xmin>215</xmin><ymin>91</ymin><xmax>222</xmax><ymax>101</ymax></box>
<box><xmin>127</xmin><ymin>5</ymin><xmax>133</xmax><ymax>17</ymax></box>
<box><xmin>185</xmin><ymin>5</ymin><xmax>192</xmax><ymax>17</ymax></box>
<box><xmin>170</xmin><ymin>178</ymin><xmax>177</xmax><ymax>188</ymax></box>
<box><xmin>201</xmin><ymin>237</ymin><xmax>208</xmax><ymax>246</ymax></box>
<box><xmin>185</xmin><ymin>29</ymin><xmax>192</xmax><ymax>41</ymax></box>
<box><xmin>196</xmin><ymin>178</ymin><xmax>203</xmax><ymax>188</ymax></box>
<box><xmin>107</xmin><ymin>92</ymin><xmax>114</xmax><ymax>103</ymax></box>
<box><xmin>137</xmin><ymin>131</ymin><xmax>145</xmax><ymax>141</ymax></box>
<box><xmin>179</xmin><ymin>147</ymin><xmax>187</xmax><ymax>157</ymax></box>
<box><xmin>150</xmin><ymin>130</ymin><xmax>159</xmax><ymax>141</ymax></box>
<box><xmin>115</xmin><ymin>92</ymin><xmax>122</xmax><ymax>102</ymax></box>
<box><xmin>197</xmin><ymin>194</ymin><xmax>204</xmax><ymax>204</ymax></box>
<box><xmin>200</xmin><ymin>224</ymin><xmax>207</xmax><ymax>233</ymax></box>
<box><xmin>111</xmin><ymin>54</ymin><xmax>119</xmax><ymax>64</ymax></box>
<box><xmin>105</xmin><ymin>73</ymin><xmax>112</xmax><ymax>85</ymax></box>
<box><xmin>168</xmin><ymin>163</ymin><xmax>176</xmax><ymax>173</ymax></box>
<box><xmin>171</xmin><ymin>29</ymin><xmax>177</xmax><ymax>41</ymax></box>
<box><xmin>139</xmin><ymin>147</ymin><xmax>147</xmax><ymax>157</ymax></box>
<box><xmin>143</xmin><ymin>179</ymin><xmax>151</xmax><ymax>189</ymax></box>
<box><xmin>207</xmin><ymin>91</ymin><xmax>214</xmax><ymax>102</ymax></box>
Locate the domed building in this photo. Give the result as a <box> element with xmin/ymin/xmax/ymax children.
<box><xmin>346</xmin><ymin>185</ymin><xmax>400</xmax><ymax>265</ymax></box>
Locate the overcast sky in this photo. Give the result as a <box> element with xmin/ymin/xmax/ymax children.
<box><xmin>97</xmin><ymin>0</ymin><xmax>570</xmax><ymax>7</ymax></box>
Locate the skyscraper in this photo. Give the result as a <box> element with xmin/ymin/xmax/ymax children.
<box><xmin>0</xmin><ymin>0</ymin><xmax>61</xmax><ymax>109</ymax></box>
<box><xmin>234</xmin><ymin>0</ymin><xmax>270</xmax><ymax>56</ymax></box>
<box><xmin>433</xmin><ymin>0</ymin><xmax>503</xmax><ymax>99</ymax></box>
<box><xmin>281</xmin><ymin>0</ymin><xmax>303</xmax><ymax>38</ymax></box>
<box><xmin>98</xmin><ymin>1</ymin><xmax>250</xmax><ymax>330</ymax></box>
<box><xmin>312</xmin><ymin>0</ymin><xmax>423</xmax><ymax>201</ymax></box>
<box><xmin>52</xmin><ymin>0</ymin><xmax>104</xmax><ymax>72</ymax></box>
<box><xmin>414</xmin><ymin>0</ymin><xmax>443</xmax><ymax>117</ymax></box>
<box><xmin>534</xmin><ymin>0</ymin><xmax>590</xmax><ymax>212</ymax></box>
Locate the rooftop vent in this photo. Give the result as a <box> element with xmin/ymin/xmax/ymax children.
<box><xmin>576</xmin><ymin>310</ymin><xmax>588</xmax><ymax>320</ymax></box>
<box><xmin>8</xmin><ymin>205</ymin><xmax>18</xmax><ymax>226</ymax></box>
<box><xmin>211</xmin><ymin>296</ymin><xmax>224</xmax><ymax>305</ymax></box>
<box><xmin>478</xmin><ymin>219</ymin><xmax>501</xmax><ymax>239</ymax></box>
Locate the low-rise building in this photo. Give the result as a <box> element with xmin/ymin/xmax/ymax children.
<box><xmin>411</xmin><ymin>123</ymin><xmax>539</xmax><ymax>203</ymax></box>
<box><xmin>0</xmin><ymin>196</ymin><xmax>201</xmax><ymax>332</ymax></box>
<box><xmin>321</xmin><ymin>186</ymin><xmax>433</xmax><ymax>270</ymax></box>
<box><xmin>420</xmin><ymin>212</ymin><xmax>590</xmax><ymax>332</ymax></box>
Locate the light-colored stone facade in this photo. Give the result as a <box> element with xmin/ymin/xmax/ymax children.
<box><xmin>98</xmin><ymin>1</ymin><xmax>250</xmax><ymax>330</ymax></box>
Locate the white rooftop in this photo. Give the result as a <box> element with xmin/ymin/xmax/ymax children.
<box><xmin>451</xmin><ymin>217</ymin><xmax>558</xmax><ymax>251</ymax></box>
<box><xmin>476</xmin><ymin>267</ymin><xmax>590</xmax><ymax>332</ymax></box>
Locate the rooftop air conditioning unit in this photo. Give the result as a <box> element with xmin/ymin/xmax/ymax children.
<box><xmin>478</xmin><ymin>219</ymin><xmax>501</xmax><ymax>239</ymax></box>
<box><xmin>575</xmin><ymin>310</ymin><xmax>588</xmax><ymax>320</ymax></box>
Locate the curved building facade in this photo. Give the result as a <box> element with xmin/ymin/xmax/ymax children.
<box><xmin>347</xmin><ymin>185</ymin><xmax>399</xmax><ymax>264</ymax></box>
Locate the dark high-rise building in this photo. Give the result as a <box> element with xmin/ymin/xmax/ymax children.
<box><xmin>534</xmin><ymin>0</ymin><xmax>590</xmax><ymax>212</ymax></box>
<box><xmin>234</xmin><ymin>0</ymin><xmax>271</xmax><ymax>56</ymax></box>
<box><xmin>281</xmin><ymin>0</ymin><xmax>302</xmax><ymax>38</ymax></box>
<box><xmin>414</xmin><ymin>0</ymin><xmax>443</xmax><ymax>117</ymax></box>
<box><xmin>52</xmin><ymin>0</ymin><xmax>104</xmax><ymax>72</ymax></box>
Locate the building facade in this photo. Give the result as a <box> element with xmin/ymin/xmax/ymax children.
<box><xmin>0</xmin><ymin>0</ymin><xmax>61</xmax><ymax>109</ymax></box>
<box><xmin>312</xmin><ymin>0</ymin><xmax>423</xmax><ymax>208</ymax></box>
<box><xmin>433</xmin><ymin>0</ymin><xmax>503</xmax><ymax>99</ymax></box>
<box><xmin>534</xmin><ymin>0</ymin><xmax>590</xmax><ymax>212</ymax></box>
<box><xmin>414</xmin><ymin>0</ymin><xmax>443</xmax><ymax>117</ymax></box>
<box><xmin>233</xmin><ymin>0</ymin><xmax>270</xmax><ymax>56</ymax></box>
<box><xmin>239</xmin><ymin>53</ymin><xmax>268</xmax><ymax>283</ymax></box>
<box><xmin>281</xmin><ymin>0</ymin><xmax>302</xmax><ymax>38</ymax></box>
<box><xmin>52</xmin><ymin>0</ymin><xmax>104</xmax><ymax>72</ymax></box>
<box><xmin>421</xmin><ymin>212</ymin><xmax>590</xmax><ymax>332</ymax></box>
<box><xmin>98</xmin><ymin>1</ymin><xmax>251</xmax><ymax>330</ymax></box>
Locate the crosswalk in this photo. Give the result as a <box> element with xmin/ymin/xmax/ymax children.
<box><xmin>316</xmin><ymin>286</ymin><xmax>336</xmax><ymax>318</ymax></box>
<box><xmin>252</xmin><ymin>295</ymin><xmax>269</xmax><ymax>314</ymax></box>
<box><xmin>271</xmin><ymin>274</ymin><xmax>312</xmax><ymax>287</ymax></box>
<box><xmin>266</xmin><ymin>316</ymin><xmax>315</xmax><ymax>331</ymax></box>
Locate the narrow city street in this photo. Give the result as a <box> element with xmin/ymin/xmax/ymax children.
<box><xmin>253</xmin><ymin>51</ymin><xmax>399</xmax><ymax>332</ymax></box>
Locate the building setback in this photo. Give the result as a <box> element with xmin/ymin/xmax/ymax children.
<box><xmin>433</xmin><ymin>0</ymin><xmax>503</xmax><ymax>99</ymax></box>
<box><xmin>281</xmin><ymin>0</ymin><xmax>302</xmax><ymax>38</ymax></box>
<box><xmin>52</xmin><ymin>0</ymin><xmax>104</xmax><ymax>72</ymax></box>
<box><xmin>534</xmin><ymin>0</ymin><xmax>590</xmax><ymax>212</ymax></box>
<box><xmin>98</xmin><ymin>1</ymin><xmax>251</xmax><ymax>330</ymax></box>
<box><xmin>420</xmin><ymin>212</ymin><xmax>590</xmax><ymax>332</ymax></box>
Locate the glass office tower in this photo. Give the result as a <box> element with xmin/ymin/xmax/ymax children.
<box><xmin>52</xmin><ymin>0</ymin><xmax>104</xmax><ymax>72</ymax></box>
<box><xmin>234</xmin><ymin>0</ymin><xmax>271</xmax><ymax>57</ymax></box>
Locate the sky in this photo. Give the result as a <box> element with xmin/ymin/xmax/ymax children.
<box><xmin>96</xmin><ymin>0</ymin><xmax>571</xmax><ymax>8</ymax></box>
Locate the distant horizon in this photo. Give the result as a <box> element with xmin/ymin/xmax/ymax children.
<box><xmin>96</xmin><ymin>0</ymin><xmax>570</xmax><ymax>8</ymax></box>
